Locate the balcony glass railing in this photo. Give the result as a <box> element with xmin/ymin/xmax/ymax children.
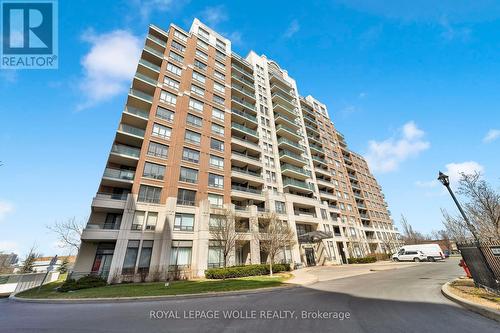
<box><xmin>279</xmin><ymin>150</ymin><xmax>307</xmax><ymax>163</ymax></box>
<box><xmin>231</xmin><ymin>97</ymin><xmax>256</xmax><ymax>110</ymax></box>
<box><xmin>281</xmin><ymin>163</ymin><xmax>311</xmax><ymax>177</ymax></box>
<box><xmin>143</xmin><ymin>45</ymin><xmax>164</xmax><ymax>58</ymax></box>
<box><xmin>118</xmin><ymin>123</ymin><xmax>145</xmax><ymax>138</ymax></box>
<box><xmin>124</xmin><ymin>106</ymin><xmax>149</xmax><ymax>119</ymax></box>
<box><xmin>311</xmin><ymin>155</ymin><xmax>327</xmax><ymax>164</ymax></box>
<box><xmin>271</xmin><ymin>91</ymin><xmax>295</xmax><ymax>103</ymax></box>
<box><xmin>232</xmin><ymin>151</ymin><xmax>261</xmax><ymax>162</ymax></box>
<box><xmin>273</xmin><ymin>102</ymin><xmax>298</xmax><ymax>115</ymax></box>
<box><xmin>231</xmin><ymin>74</ymin><xmax>254</xmax><ymax>88</ymax></box>
<box><xmin>283</xmin><ymin>177</ymin><xmax>313</xmax><ymax>190</ymax></box>
<box><xmin>277</xmin><ymin>137</ymin><xmax>304</xmax><ymax>151</ymax></box>
<box><xmin>269</xmin><ymin>71</ymin><xmax>291</xmax><ymax>88</ymax></box>
<box><xmin>231</xmin><ymin>137</ymin><xmax>260</xmax><ymax>150</ymax></box>
<box><xmin>111</xmin><ymin>144</ymin><xmax>141</xmax><ymax>158</ymax></box>
<box><xmin>275</xmin><ymin>124</ymin><xmax>300</xmax><ymax>138</ymax></box>
<box><xmin>103</xmin><ymin>168</ymin><xmax>135</xmax><ymax>181</ymax></box>
<box><xmin>232</xmin><ymin>122</ymin><xmax>258</xmax><ymax>137</ymax></box>
<box><xmin>139</xmin><ymin>58</ymin><xmax>161</xmax><ymax>72</ymax></box>
<box><xmin>96</xmin><ymin>192</ymin><xmax>129</xmax><ymax>200</ymax></box>
<box><xmin>232</xmin><ymin>109</ymin><xmax>257</xmax><ymax>123</ymax></box>
<box><xmin>231</xmin><ymin>63</ymin><xmax>253</xmax><ymax>78</ymax></box>
<box><xmin>231</xmin><ymin>52</ymin><xmax>253</xmax><ymax>69</ymax></box>
<box><xmin>147</xmin><ymin>34</ymin><xmax>167</xmax><ymax>47</ymax></box>
<box><xmin>275</xmin><ymin>114</ymin><xmax>299</xmax><ymax>128</ymax></box>
<box><xmin>231</xmin><ymin>185</ymin><xmax>262</xmax><ymax>195</ymax></box>
<box><xmin>135</xmin><ymin>72</ymin><xmax>157</xmax><ymax>85</ymax></box>
<box><xmin>231</xmin><ymin>167</ymin><xmax>261</xmax><ymax>177</ymax></box>
<box><xmin>231</xmin><ymin>84</ymin><xmax>256</xmax><ymax>100</ymax></box>
<box><xmin>129</xmin><ymin>89</ymin><xmax>153</xmax><ymax>102</ymax></box>
<box><xmin>309</xmin><ymin>144</ymin><xmax>324</xmax><ymax>154</ymax></box>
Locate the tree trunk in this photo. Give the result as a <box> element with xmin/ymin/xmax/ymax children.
<box><xmin>269</xmin><ymin>259</ymin><xmax>273</xmax><ymax>276</ymax></box>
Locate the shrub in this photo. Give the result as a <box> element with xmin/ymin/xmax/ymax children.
<box><xmin>347</xmin><ymin>256</ymin><xmax>377</xmax><ymax>264</ymax></box>
<box><xmin>205</xmin><ymin>263</ymin><xmax>291</xmax><ymax>279</ymax></box>
<box><xmin>59</xmin><ymin>275</ymin><xmax>107</xmax><ymax>292</ymax></box>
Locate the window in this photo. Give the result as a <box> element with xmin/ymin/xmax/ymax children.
<box><xmin>216</xmin><ymin>39</ymin><xmax>226</xmax><ymax>50</ymax></box>
<box><xmin>138</xmin><ymin>185</ymin><xmax>161</xmax><ymax>203</ymax></box>
<box><xmin>177</xmin><ymin>189</ymin><xmax>196</xmax><ymax>206</ymax></box>
<box><xmin>210</xmin><ymin>138</ymin><xmax>224</xmax><ymax>151</ymax></box>
<box><xmin>198</xmin><ymin>28</ymin><xmax>209</xmax><ymax>41</ymax></box>
<box><xmin>138</xmin><ymin>240</ymin><xmax>153</xmax><ymax>272</ymax></box>
<box><xmin>275</xmin><ymin>201</ymin><xmax>286</xmax><ymax>214</ymax></box>
<box><xmin>171</xmin><ymin>40</ymin><xmax>185</xmax><ymax>52</ymax></box>
<box><xmin>214</xmin><ymin>70</ymin><xmax>225</xmax><ymax>81</ymax></box>
<box><xmin>189</xmin><ymin>98</ymin><xmax>204</xmax><ymax>112</ymax></box>
<box><xmin>174</xmin><ymin>30</ymin><xmax>187</xmax><ymax>42</ymax></box>
<box><xmin>166</xmin><ymin>63</ymin><xmax>182</xmax><ymax>76</ymax></box>
<box><xmin>208</xmin><ymin>193</ymin><xmax>223</xmax><ymax>208</ymax></box>
<box><xmin>122</xmin><ymin>240</ymin><xmax>140</xmax><ymax>274</ymax></box>
<box><xmin>209</xmin><ymin>155</ymin><xmax>224</xmax><ymax>169</ymax></box>
<box><xmin>195</xmin><ymin>49</ymin><xmax>208</xmax><ymax>61</ymax></box>
<box><xmin>215</xmin><ymin>50</ymin><xmax>225</xmax><ymax>60</ymax></box>
<box><xmin>213</xmin><ymin>82</ymin><xmax>225</xmax><ymax>94</ymax></box>
<box><xmin>208</xmin><ymin>242</ymin><xmax>224</xmax><ymax>268</ymax></box>
<box><xmin>197</xmin><ymin>39</ymin><xmax>208</xmax><ymax>49</ymax></box>
<box><xmin>152</xmin><ymin>123</ymin><xmax>171</xmax><ymax>139</ymax></box>
<box><xmin>194</xmin><ymin>59</ymin><xmax>207</xmax><ymax>71</ymax></box>
<box><xmin>209</xmin><ymin>215</ymin><xmax>223</xmax><ymax>230</ymax></box>
<box><xmin>208</xmin><ymin>173</ymin><xmax>224</xmax><ymax>188</ymax></box>
<box><xmin>321</xmin><ymin>208</ymin><xmax>328</xmax><ymax>220</ymax></box>
<box><xmin>174</xmin><ymin>213</ymin><xmax>194</xmax><ymax>231</ymax></box>
<box><xmin>211</xmin><ymin>123</ymin><xmax>225</xmax><ymax>136</ymax></box>
<box><xmin>213</xmin><ymin>94</ymin><xmax>225</xmax><ymax>105</ymax></box>
<box><xmin>131</xmin><ymin>211</ymin><xmax>145</xmax><ymax>230</ymax></box>
<box><xmin>184</xmin><ymin>130</ymin><xmax>201</xmax><ymax>144</ymax></box>
<box><xmin>147</xmin><ymin>141</ymin><xmax>168</xmax><ymax>159</ymax></box>
<box><xmin>145</xmin><ymin>213</ymin><xmax>157</xmax><ymax>231</ymax></box>
<box><xmin>169</xmin><ymin>51</ymin><xmax>184</xmax><ymax>63</ymax></box>
<box><xmin>186</xmin><ymin>114</ymin><xmax>202</xmax><ymax>127</ymax></box>
<box><xmin>170</xmin><ymin>240</ymin><xmax>192</xmax><ymax>267</ymax></box>
<box><xmin>179</xmin><ymin>167</ymin><xmax>198</xmax><ymax>184</ymax></box>
<box><xmin>212</xmin><ymin>108</ymin><xmax>225</xmax><ymax>121</ymax></box>
<box><xmin>104</xmin><ymin>213</ymin><xmax>122</xmax><ymax>229</ymax></box>
<box><xmin>192</xmin><ymin>71</ymin><xmax>206</xmax><ymax>83</ymax></box>
<box><xmin>143</xmin><ymin>162</ymin><xmax>165</xmax><ymax>180</ymax></box>
<box><xmin>191</xmin><ymin>84</ymin><xmax>204</xmax><ymax>96</ymax></box>
<box><xmin>163</xmin><ymin>76</ymin><xmax>179</xmax><ymax>90</ymax></box>
<box><xmin>156</xmin><ymin>107</ymin><xmax>174</xmax><ymax>122</ymax></box>
<box><xmin>182</xmin><ymin>147</ymin><xmax>200</xmax><ymax>163</ymax></box>
<box><xmin>159</xmin><ymin>90</ymin><xmax>177</xmax><ymax>105</ymax></box>
<box><xmin>215</xmin><ymin>60</ymin><xmax>225</xmax><ymax>71</ymax></box>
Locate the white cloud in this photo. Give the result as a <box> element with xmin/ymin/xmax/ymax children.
<box><xmin>76</xmin><ymin>29</ymin><xmax>142</xmax><ymax>111</ymax></box>
<box><xmin>200</xmin><ymin>5</ymin><xmax>227</xmax><ymax>27</ymax></box>
<box><xmin>483</xmin><ymin>129</ymin><xmax>500</xmax><ymax>143</ymax></box>
<box><xmin>0</xmin><ymin>200</ymin><xmax>14</xmax><ymax>222</ymax></box>
<box><xmin>365</xmin><ymin>121</ymin><xmax>430</xmax><ymax>173</ymax></box>
<box><xmin>443</xmin><ymin>161</ymin><xmax>484</xmax><ymax>186</ymax></box>
<box><xmin>358</xmin><ymin>92</ymin><xmax>367</xmax><ymax>99</ymax></box>
<box><xmin>0</xmin><ymin>241</ymin><xmax>19</xmax><ymax>253</ymax></box>
<box><xmin>134</xmin><ymin>0</ymin><xmax>174</xmax><ymax>20</ymax></box>
<box><xmin>284</xmin><ymin>19</ymin><xmax>300</xmax><ymax>38</ymax></box>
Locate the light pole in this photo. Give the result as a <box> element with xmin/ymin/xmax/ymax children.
<box><xmin>437</xmin><ymin>171</ymin><xmax>479</xmax><ymax>242</ymax></box>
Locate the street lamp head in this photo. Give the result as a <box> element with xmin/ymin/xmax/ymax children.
<box><xmin>438</xmin><ymin>171</ymin><xmax>450</xmax><ymax>187</ymax></box>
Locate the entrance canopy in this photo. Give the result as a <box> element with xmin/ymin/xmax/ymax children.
<box><xmin>298</xmin><ymin>231</ymin><xmax>333</xmax><ymax>243</ymax></box>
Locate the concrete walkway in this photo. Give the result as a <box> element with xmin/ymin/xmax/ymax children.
<box><xmin>288</xmin><ymin>260</ymin><xmax>420</xmax><ymax>285</ymax></box>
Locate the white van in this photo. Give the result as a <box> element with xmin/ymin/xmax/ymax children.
<box><xmin>392</xmin><ymin>244</ymin><xmax>445</xmax><ymax>262</ymax></box>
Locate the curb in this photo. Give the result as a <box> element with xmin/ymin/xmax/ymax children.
<box><xmin>11</xmin><ymin>284</ymin><xmax>297</xmax><ymax>304</ymax></box>
<box><xmin>441</xmin><ymin>281</ymin><xmax>500</xmax><ymax>322</ymax></box>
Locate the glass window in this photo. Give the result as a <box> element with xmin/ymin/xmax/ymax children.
<box><xmin>138</xmin><ymin>240</ymin><xmax>153</xmax><ymax>271</ymax></box>
<box><xmin>163</xmin><ymin>76</ymin><xmax>179</xmax><ymax>90</ymax></box>
<box><xmin>195</xmin><ymin>49</ymin><xmax>208</xmax><ymax>61</ymax></box>
<box><xmin>169</xmin><ymin>51</ymin><xmax>184</xmax><ymax>63</ymax></box>
<box><xmin>213</xmin><ymin>82</ymin><xmax>225</xmax><ymax>94</ymax></box>
<box><xmin>174</xmin><ymin>30</ymin><xmax>187</xmax><ymax>42</ymax></box>
<box><xmin>189</xmin><ymin>98</ymin><xmax>204</xmax><ymax>112</ymax></box>
<box><xmin>208</xmin><ymin>193</ymin><xmax>223</xmax><ymax>207</ymax></box>
<box><xmin>208</xmin><ymin>243</ymin><xmax>224</xmax><ymax>268</ymax></box>
<box><xmin>170</xmin><ymin>240</ymin><xmax>192</xmax><ymax>267</ymax></box>
<box><xmin>156</xmin><ymin>106</ymin><xmax>174</xmax><ymax>122</ymax></box>
<box><xmin>215</xmin><ymin>50</ymin><xmax>225</xmax><ymax>60</ymax></box>
<box><xmin>152</xmin><ymin>123</ymin><xmax>171</xmax><ymax>139</ymax></box>
<box><xmin>191</xmin><ymin>84</ymin><xmax>204</xmax><ymax>96</ymax></box>
<box><xmin>275</xmin><ymin>201</ymin><xmax>286</xmax><ymax>214</ymax></box>
<box><xmin>166</xmin><ymin>63</ymin><xmax>182</xmax><ymax>76</ymax></box>
<box><xmin>215</xmin><ymin>60</ymin><xmax>225</xmax><ymax>71</ymax></box>
<box><xmin>194</xmin><ymin>59</ymin><xmax>207</xmax><ymax>71</ymax></box>
<box><xmin>143</xmin><ymin>162</ymin><xmax>165</xmax><ymax>180</ymax></box>
<box><xmin>214</xmin><ymin>70</ymin><xmax>225</xmax><ymax>81</ymax></box>
<box><xmin>192</xmin><ymin>71</ymin><xmax>206</xmax><ymax>84</ymax></box>
<box><xmin>184</xmin><ymin>130</ymin><xmax>201</xmax><ymax>144</ymax></box>
<box><xmin>147</xmin><ymin>141</ymin><xmax>168</xmax><ymax>159</ymax></box>
<box><xmin>186</xmin><ymin>114</ymin><xmax>202</xmax><ymax>127</ymax></box>
<box><xmin>122</xmin><ymin>240</ymin><xmax>140</xmax><ymax>274</ymax></box>
<box><xmin>212</xmin><ymin>108</ymin><xmax>225</xmax><ymax>121</ymax></box>
<box><xmin>210</xmin><ymin>138</ymin><xmax>224</xmax><ymax>151</ymax></box>
<box><xmin>209</xmin><ymin>155</ymin><xmax>224</xmax><ymax>169</ymax></box>
<box><xmin>145</xmin><ymin>213</ymin><xmax>157</xmax><ymax>231</ymax></box>
<box><xmin>138</xmin><ymin>185</ymin><xmax>161</xmax><ymax>203</ymax></box>
<box><xmin>209</xmin><ymin>215</ymin><xmax>224</xmax><ymax>230</ymax></box>
<box><xmin>197</xmin><ymin>39</ymin><xmax>208</xmax><ymax>49</ymax></box>
<box><xmin>174</xmin><ymin>213</ymin><xmax>194</xmax><ymax>231</ymax></box>
<box><xmin>211</xmin><ymin>123</ymin><xmax>224</xmax><ymax>136</ymax></box>
<box><xmin>177</xmin><ymin>189</ymin><xmax>196</xmax><ymax>206</ymax></box>
<box><xmin>216</xmin><ymin>39</ymin><xmax>226</xmax><ymax>50</ymax></box>
<box><xmin>208</xmin><ymin>173</ymin><xmax>224</xmax><ymax>188</ymax></box>
<box><xmin>171</xmin><ymin>40</ymin><xmax>185</xmax><ymax>52</ymax></box>
<box><xmin>182</xmin><ymin>147</ymin><xmax>200</xmax><ymax>163</ymax></box>
<box><xmin>131</xmin><ymin>211</ymin><xmax>145</xmax><ymax>230</ymax></box>
<box><xmin>104</xmin><ymin>213</ymin><xmax>122</xmax><ymax>229</ymax></box>
<box><xmin>321</xmin><ymin>209</ymin><xmax>328</xmax><ymax>220</ymax></box>
<box><xmin>179</xmin><ymin>167</ymin><xmax>198</xmax><ymax>183</ymax></box>
<box><xmin>212</xmin><ymin>94</ymin><xmax>224</xmax><ymax>105</ymax></box>
<box><xmin>159</xmin><ymin>90</ymin><xmax>177</xmax><ymax>105</ymax></box>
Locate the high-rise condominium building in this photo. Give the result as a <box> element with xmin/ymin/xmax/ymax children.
<box><xmin>73</xmin><ymin>19</ymin><xmax>401</xmax><ymax>282</ymax></box>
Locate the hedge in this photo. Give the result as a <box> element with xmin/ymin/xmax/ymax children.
<box><xmin>347</xmin><ymin>256</ymin><xmax>377</xmax><ymax>264</ymax></box>
<box><xmin>58</xmin><ymin>275</ymin><xmax>107</xmax><ymax>292</ymax></box>
<box><xmin>205</xmin><ymin>263</ymin><xmax>291</xmax><ymax>279</ymax></box>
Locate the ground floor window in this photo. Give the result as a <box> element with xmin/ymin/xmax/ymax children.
<box><xmin>169</xmin><ymin>240</ymin><xmax>192</xmax><ymax>269</ymax></box>
<box><xmin>208</xmin><ymin>241</ymin><xmax>224</xmax><ymax>268</ymax></box>
<box><xmin>122</xmin><ymin>240</ymin><xmax>140</xmax><ymax>274</ymax></box>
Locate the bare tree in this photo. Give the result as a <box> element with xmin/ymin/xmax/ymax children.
<box><xmin>46</xmin><ymin>217</ymin><xmax>85</xmax><ymax>254</ymax></box>
<box><xmin>441</xmin><ymin>208</ymin><xmax>471</xmax><ymax>242</ymax></box>
<box><xmin>209</xmin><ymin>209</ymin><xmax>244</xmax><ymax>268</ymax></box>
<box><xmin>20</xmin><ymin>244</ymin><xmax>40</xmax><ymax>273</ymax></box>
<box><xmin>400</xmin><ymin>215</ymin><xmax>429</xmax><ymax>244</ymax></box>
<box><xmin>256</xmin><ymin>213</ymin><xmax>296</xmax><ymax>276</ymax></box>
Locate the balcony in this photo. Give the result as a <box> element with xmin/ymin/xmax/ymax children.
<box><xmin>275</xmin><ymin>124</ymin><xmax>301</xmax><ymax>141</ymax></box>
<box><xmin>143</xmin><ymin>45</ymin><xmax>164</xmax><ymax>59</ymax></box>
<box><xmin>271</xmin><ymin>92</ymin><xmax>296</xmax><ymax>109</ymax></box>
<box><xmin>231</xmin><ymin>52</ymin><xmax>253</xmax><ymax>71</ymax></box>
<box><xmin>273</xmin><ymin>102</ymin><xmax>298</xmax><ymax>118</ymax></box>
<box><xmin>231</xmin><ymin>122</ymin><xmax>259</xmax><ymax>141</ymax></box>
<box><xmin>134</xmin><ymin>72</ymin><xmax>157</xmax><ymax>87</ymax></box>
<box><xmin>305</xmin><ymin>123</ymin><xmax>320</xmax><ymax>136</ymax></box>
<box><xmin>309</xmin><ymin>144</ymin><xmax>324</xmax><ymax>155</ymax></box>
<box><xmin>277</xmin><ymin>137</ymin><xmax>304</xmax><ymax>154</ymax></box>
<box><xmin>92</xmin><ymin>193</ymin><xmax>128</xmax><ymax>210</ymax></box>
<box><xmin>274</xmin><ymin>114</ymin><xmax>300</xmax><ymax>130</ymax></box>
<box><xmin>147</xmin><ymin>34</ymin><xmax>167</xmax><ymax>47</ymax></box>
<box><xmin>351</xmin><ymin>183</ymin><xmax>361</xmax><ymax>191</ymax></box>
<box><xmin>316</xmin><ymin>178</ymin><xmax>335</xmax><ymax>189</ymax></box>
<box><xmin>231</xmin><ymin>137</ymin><xmax>261</xmax><ymax>154</ymax></box>
<box><xmin>231</xmin><ymin>84</ymin><xmax>256</xmax><ymax>102</ymax></box>
<box><xmin>129</xmin><ymin>89</ymin><xmax>153</xmax><ymax>103</ymax></box>
<box><xmin>124</xmin><ymin>106</ymin><xmax>149</xmax><ymax>120</ymax></box>
<box><xmin>319</xmin><ymin>190</ymin><xmax>336</xmax><ymax>200</ymax></box>
<box><xmin>102</xmin><ymin>168</ymin><xmax>135</xmax><ymax>188</ymax></box>
<box><xmin>231</xmin><ymin>74</ymin><xmax>255</xmax><ymax>91</ymax></box>
<box><xmin>279</xmin><ymin>150</ymin><xmax>307</xmax><ymax>166</ymax></box>
<box><xmin>118</xmin><ymin>123</ymin><xmax>145</xmax><ymax>138</ymax></box>
<box><xmin>231</xmin><ymin>184</ymin><xmax>263</xmax><ymax>200</ymax></box>
<box><xmin>311</xmin><ymin>155</ymin><xmax>327</xmax><ymax>167</ymax></box>
<box><xmin>283</xmin><ymin>177</ymin><xmax>314</xmax><ymax>192</ymax></box>
<box><xmin>231</xmin><ymin>64</ymin><xmax>254</xmax><ymax>82</ymax></box>
<box><xmin>281</xmin><ymin>163</ymin><xmax>311</xmax><ymax>180</ymax></box>
<box><xmin>357</xmin><ymin>202</ymin><xmax>367</xmax><ymax>209</ymax></box>
<box><xmin>302</xmin><ymin>112</ymin><xmax>316</xmax><ymax>123</ymax></box>
<box><xmin>111</xmin><ymin>144</ymin><xmax>140</xmax><ymax>159</ymax></box>
<box><xmin>231</xmin><ymin>151</ymin><xmax>261</xmax><ymax>167</ymax></box>
<box><xmin>231</xmin><ymin>167</ymin><xmax>263</xmax><ymax>184</ymax></box>
<box><xmin>231</xmin><ymin>108</ymin><xmax>257</xmax><ymax>125</ymax></box>
<box><xmin>348</xmin><ymin>173</ymin><xmax>358</xmax><ymax>180</ymax></box>
<box><xmin>360</xmin><ymin>213</ymin><xmax>370</xmax><ymax>220</ymax></box>
<box><xmin>269</xmin><ymin>71</ymin><xmax>291</xmax><ymax>89</ymax></box>
<box><xmin>231</xmin><ymin>97</ymin><xmax>256</xmax><ymax>111</ymax></box>
<box><xmin>138</xmin><ymin>58</ymin><xmax>161</xmax><ymax>73</ymax></box>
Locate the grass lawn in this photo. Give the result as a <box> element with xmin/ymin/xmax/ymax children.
<box><xmin>16</xmin><ymin>273</ymin><xmax>291</xmax><ymax>299</ymax></box>
<box><xmin>450</xmin><ymin>279</ymin><xmax>500</xmax><ymax>308</ymax></box>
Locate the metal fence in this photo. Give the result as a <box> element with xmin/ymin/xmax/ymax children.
<box><xmin>0</xmin><ymin>271</ymin><xmax>60</xmax><ymax>296</ymax></box>
<box><xmin>457</xmin><ymin>240</ymin><xmax>500</xmax><ymax>293</ymax></box>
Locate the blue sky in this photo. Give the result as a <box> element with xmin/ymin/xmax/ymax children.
<box><xmin>1</xmin><ymin>0</ymin><xmax>499</xmax><ymax>257</ymax></box>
